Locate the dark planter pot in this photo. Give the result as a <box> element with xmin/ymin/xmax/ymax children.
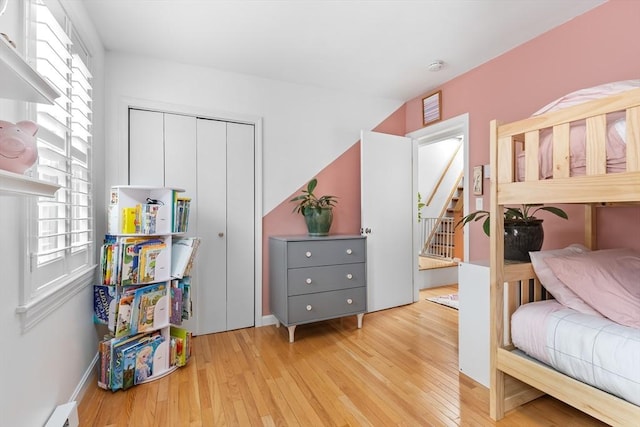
<box><xmin>504</xmin><ymin>220</ymin><xmax>544</xmax><ymax>262</ymax></box>
<box><xmin>303</xmin><ymin>208</ymin><xmax>333</xmax><ymax>237</ymax></box>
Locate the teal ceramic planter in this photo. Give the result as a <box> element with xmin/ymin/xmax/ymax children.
<box><xmin>303</xmin><ymin>208</ymin><xmax>333</xmax><ymax>237</ymax></box>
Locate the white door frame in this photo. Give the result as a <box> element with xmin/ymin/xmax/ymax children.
<box><xmin>113</xmin><ymin>97</ymin><xmax>264</xmax><ymax>333</ymax></box>
<box><xmin>406</xmin><ymin>113</ymin><xmax>469</xmax><ymax>300</ymax></box>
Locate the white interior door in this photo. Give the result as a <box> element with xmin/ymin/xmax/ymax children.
<box><xmin>361</xmin><ymin>130</ymin><xmax>414</xmax><ymax>312</ymax></box>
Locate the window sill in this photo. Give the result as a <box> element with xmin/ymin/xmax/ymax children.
<box><xmin>16</xmin><ymin>264</ymin><xmax>97</xmax><ymax>332</ymax></box>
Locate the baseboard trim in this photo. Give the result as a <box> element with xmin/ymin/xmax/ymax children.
<box><xmin>71</xmin><ymin>353</ymin><xmax>98</xmax><ymax>405</ymax></box>
<box><xmin>261</xmin><ymin>314</ymin><xmax>277</xmax><ymax>326</ymax></box>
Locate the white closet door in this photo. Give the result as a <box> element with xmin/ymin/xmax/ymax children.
<box><xmin>129</xmin><ymin>109</ymin><xmax>164</xmax><ymax>186</ymax></box>
<box><xmin>164</xmin><ymin>113</ymin><xmax>199</xmax><ymax>332</ymax></box>
<box><xmin>196</xmin><ymin>118</ymin><xmax>228</xmax><ymax>335</ymax></box>
<box><xmin>226</xmin><ymin>122</ymin><xmax>255</xmax><ymax>330</ymax></box>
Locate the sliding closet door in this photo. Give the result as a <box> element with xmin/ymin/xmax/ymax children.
<box><xmin>226</xmin><ymin>122</ymin><xmax>255</xmax><ymax>330</ymax></box>
<box><xmin>129</xmin><ymin>109</ymin><xmax>164</xmax><ymax>186</ymax></box>
<box><xmin>196</xmin><ymin>118</ymin><xmax>228</xmax><ymax>335</ymax></box>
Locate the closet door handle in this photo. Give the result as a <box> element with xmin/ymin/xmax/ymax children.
<box><xmin>218</xmin><ymin>232</ymin><xmax>224</xmax><ymax>237</ymax></box>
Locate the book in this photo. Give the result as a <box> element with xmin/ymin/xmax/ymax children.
<box><xmin>114</xmin><ymin>293</ymin><xmax>135</xmax><ymax>338</ymax></box>
<box><xmin>139</xmin><ymin>241</ymin><xmax>166</xmax><ymax>283</ymax></box>
<box><xmin>134</xmin><ymin>335</ymin><xmax>165</xmax><ymax>384</ymax></box>
<box><xmin>122</xmin><ymin>206</ymin><xmax>139</xmax><ymax>234</ymax></box>
<box><xmin>135</xmin><ymin>282</ymin><xmax>168</xmax><ymax>333</ymax></box>
<box><xmin>93</xmin><ymin>285</ymin><xmax>117</xmax><ymax>329</ymax></box>
<box><xmin>170</xmin><ymin>237</ymin><xmax>200</xmax><ymax>279</ymax></box>
<box><xmin>110</xmin><ymin>331</ymin><xmax>161</xmax><ymax>390</ymax></box>
<box><xmin>170</xmin><ymin>326</ymin><xmax>191</xmax><ymax>367</ymax></box>
<box><xmin>170</xmin><ymin>283</ymin><xmax>183</xmax><ymax>325</ymax></box>
<box><xmin>140</xmin><ymin>203</ymin><xmax>159</xmax><ymax>234</ymax></box>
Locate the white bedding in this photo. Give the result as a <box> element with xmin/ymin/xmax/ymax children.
<box><xmin>512</xmin><ymin>300</ymin><xmax>640</xmax><ymax>406</ymax></box>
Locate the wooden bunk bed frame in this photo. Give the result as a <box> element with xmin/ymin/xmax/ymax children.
<box><xmin>488</xmin><ymin>87</ymin><xmax>640</xmax><ymax>426</ymax></box>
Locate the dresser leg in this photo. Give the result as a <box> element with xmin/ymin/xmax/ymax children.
<box><xmin>357</xmin><ymin>313</ymin><xmax>364</xmax><ymax>328</ymax></box>
<box><xmin>287</xmin><ymin>325</ymin><xmax>296</xmax><ymax>343</ymax></box>
<box><xmin>275</xmin><ymin>319</ymin><xmax>280</xmax><ymax>328</ymax></box>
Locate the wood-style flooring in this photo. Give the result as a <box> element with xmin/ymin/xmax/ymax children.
<box><xmin>78</xmin><ymin>285</ymin><xmax>606</xmax><ymax>426</ymax></box>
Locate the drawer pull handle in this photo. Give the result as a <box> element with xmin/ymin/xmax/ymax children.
<box><xmin>306</xmin><ymin>278</ymin><xmax>312</xmax><ymax>284</ymax></box>
<box><xmin>306</xmin><ymin>305</ymin><xmax>313</xmax><ymax>311</ymax></box>
<box><xmin>347</xmin><ymin>298</ymin><xmax>353</xmax><ymax>305</ymax></box>
<box><xmin>346</xmin><ymin>249</ymin><xmax>353</xmax><ymax>255</ymax></box>
<box><xmin>305</xmin><ymin>251</ymin><xmax>312</xmax><ymax>258</ymax></box>
<box><xmin>346</xmin><ymin>273</ymin><xmax>353</xmax><ymax>280</ymax></box>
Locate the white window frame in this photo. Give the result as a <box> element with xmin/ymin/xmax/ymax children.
<box><xmin>16</xmin><ymin>0</ymin><xmax>96</xmax><ymax>331</ymax></box>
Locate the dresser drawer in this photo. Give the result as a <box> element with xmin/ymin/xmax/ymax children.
<box><xmin>288</xmin><ymin>287</ymin><xmax>366</xmax><ymax>324</ymax></box>
<box><xmin>287</xmin><ymin>238</ymin><xmax>365</xmax><ymax>268</ymax></box>
<box><xmin>287</xmin><ymin>263</ymin><xmax>365</xmax><ymax>296</ymax></box>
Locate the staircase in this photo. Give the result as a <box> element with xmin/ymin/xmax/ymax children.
<box><xmin>420</xmin><ymin>184</ymin><xmax>464</xmax><ymax>263</ymax></box>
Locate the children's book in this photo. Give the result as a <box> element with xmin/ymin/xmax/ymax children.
<box><xmin>138</xmin><ymin>241</ymin><xmax>167</xmax><ymax>283</ymax></box>
<box><xmin>110</xmin><ymin>331</ymin><xmax>161</xmax><ymax>391</ymax></box>
<box><xmin>170</xmin><ymin>326</ymin><xmax>191</xmax><ymax>367</ymax></box>
<box><xmin>134</xmin><ymin>335</ymin><xmax>165</xmax><ymax>384</ymax></box>
<box><xmin>170</xmin><ymin>283</ymin><xmax>183</xmax><ymax>325</ymax></box>
<box><xmin>122</xmin><ymin>206</ymin><xmax>139</xmax><ymax>234</ymax></box>
<box><xmin>140</xmin><ymin>203</ymin><xmax>159</xmax><ymax>234</ymax></box>
<box><xmin>170</xmin><ymin>237</ymin><xmax>200</xmax><ymax>279</ymax></box>
<box><xmin>114</xmin><ymin>293</ymin><xmax>135</xmax><ymax>338</ymax></box>
<box><xmin>93</xmin><ymin>285</ymin><xmax>117</xmax><ymax>330</ymax></box>
<box><xmin>135</xmin><ymin>283</ymin><xmax>168</xmax><ymax>333</ymax></box>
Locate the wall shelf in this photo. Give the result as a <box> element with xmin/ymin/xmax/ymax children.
<box><xmin>0</xmin><ymin>169</ymin><xmax>60</xmax><ymax>197</ymax></box>
<box><xmin>0</xmin><ymin>34</ymin><xmax>59</xmax><ymax>104</ymax></box>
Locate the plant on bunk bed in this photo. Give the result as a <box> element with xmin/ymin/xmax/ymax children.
<box><xmin>457</xmin><ymin>204</ymin><xmax>568</xmax><ymax>261</ymax></box>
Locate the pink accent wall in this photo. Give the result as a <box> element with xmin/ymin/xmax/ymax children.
<box><xmin>261</xmin><ymin>0</ymin><xmax>640</xmax><ymax>315</ymax></box>
<box><xmin>404</xmin><ymin>0</ymin><xmax>640</xmax><ymax>261</ymax></box>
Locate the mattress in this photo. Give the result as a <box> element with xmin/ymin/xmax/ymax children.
<box><xmin>516</xmin><ymin>79</ymin><xmax>640</xmax><ymax>181</ymax></box>
<box><xmin>511</xmin><ymin>300</ymin><xmax>640</xmax><ymax>406</ymax></box>
<box><xmin>516</xmin><ymin>113</ymin><xmax>627</xmax><ymax>180</ymax></box>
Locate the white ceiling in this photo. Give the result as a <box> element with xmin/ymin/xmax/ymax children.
<box><xmin>81</xmin><ymin>0</ymin><xmax>604</xmax><ymax>101</ymax></box>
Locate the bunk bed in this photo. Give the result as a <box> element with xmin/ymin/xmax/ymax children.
<box><xmin>488</xmin><ymin>85</ymin><xmax>640</xmax><ymax>426</ymax></box>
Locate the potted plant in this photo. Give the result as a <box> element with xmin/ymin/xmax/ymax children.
<box><xmin>457</xmin><ymin>204</ymin><xmax>568</xmax><ymax>261</ymax></box>
<box><xmin>290</xmin><ymin>178</ymin><xmax>338</xmax><ymax>237</ymax></box>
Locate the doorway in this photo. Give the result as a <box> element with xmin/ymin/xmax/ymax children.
<box><xmin>407</xmin><ymin>113</ymin><xmax>469</xmax><ymax>295</ymax></box>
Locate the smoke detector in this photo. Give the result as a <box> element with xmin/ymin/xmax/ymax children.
<box><xmin>428</xmin><ymin>60</ymin><xmax>444</xmax><ymax>72</ymax></box>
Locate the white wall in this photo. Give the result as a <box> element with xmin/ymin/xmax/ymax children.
<box><xmin>103</xmin><ymin>52</ymin><xmax>403</xmax><ymax>214</ymax></box>
<box><xmin>0</xmin><ymin>1</ymin><xmax>105</xmax><ymax>426</ymax></box>
<box><xmin>418</xmin><ymin>138</ymin><xmax>463</xmax><ymax>220</ymax></box>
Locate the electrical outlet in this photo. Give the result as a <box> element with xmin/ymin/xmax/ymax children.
<box><xmin>475</xmin><ymin>198</ymin><xmax>483</xmax><ymax>210</ymax></box>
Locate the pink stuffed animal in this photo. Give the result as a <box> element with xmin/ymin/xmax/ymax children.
<box><xmin>0</xmin><ymin>120</ymin><xmax>39</xmax><ymax>174</ymax></box>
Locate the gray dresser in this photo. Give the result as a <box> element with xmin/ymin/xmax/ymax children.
<box><xmin>269</xmin><ymin>235</ymin><xmax>367</xmax><ymax>342</ymax></box>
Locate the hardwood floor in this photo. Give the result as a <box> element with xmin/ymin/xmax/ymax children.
<box><xmin>78</xmin><ymin>285</ymin><xmax>606</xmax><ymax>426</ymax></box>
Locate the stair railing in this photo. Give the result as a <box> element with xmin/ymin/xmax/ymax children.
<box><xmin>420</xmin><ymin>172</ymin><xmax>464</xmax><ymax>258</ymax></box>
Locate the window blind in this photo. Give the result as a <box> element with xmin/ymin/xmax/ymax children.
<box><xmin>29</xmin><ymin>1</ymin><xmax>93</xmax><ymax>293</ymax></box>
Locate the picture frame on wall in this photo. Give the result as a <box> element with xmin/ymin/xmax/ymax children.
<box><xmin>422</xmin><ymin>90</ymin><xmax>442</xmax><ymax>126</ymax></box>
<box><xmin>473</xmin><ymin>165</ymin><xmax>483</xmax><ymax>195</ymax></box>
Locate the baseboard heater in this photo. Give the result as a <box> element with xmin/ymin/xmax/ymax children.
<box><xmin>44</xmin><ymin>401</ymin><xmax>79</xmax><ymax>427</ymax></box>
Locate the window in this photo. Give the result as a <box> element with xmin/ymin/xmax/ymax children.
<box><xmin>17</xmin><ymin>0</ymin><xmax>96</xmax><ymax>330</ymax></box>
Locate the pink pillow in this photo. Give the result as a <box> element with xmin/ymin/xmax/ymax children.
<box><xmin>545</xmin><ymin>248</ymin><xmax>640</xmax><ymax>329</ymax></box>
<box><xmin>529</xmin><ymin>244</ymin><xmax>602</xmax><ymax>316</ymax></box>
